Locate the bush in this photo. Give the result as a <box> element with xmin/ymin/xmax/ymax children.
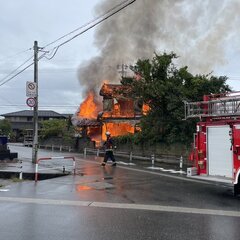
<box><xmin>114</xmin><ymin>134</ymin><xmax>134</xmax><ymax>145</ymax></box>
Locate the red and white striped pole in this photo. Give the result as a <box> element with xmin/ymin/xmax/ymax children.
<box><xmin>35</xmin><ymin>161</ymin><xmax>39</xmax><ymax>182</ymax></box>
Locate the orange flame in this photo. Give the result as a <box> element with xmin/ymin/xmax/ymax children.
<box><xmin>87</xmin><ymin>126</ymin><xmax>102</xmax><ymax>147</ymax></box>
<box><xmin>102</xmin><ymin>122</ymin><xmax>135</xmax><ymax>140</ymax></box>
<box><xmin>142</xmin><ymin>104</ymin><xmax>150</xmax><ymax>115</ymax></box>
<box><xmin>78</xmin><ymin>91</ymin><xmax>101</xmax><ymax>119</ymax></box>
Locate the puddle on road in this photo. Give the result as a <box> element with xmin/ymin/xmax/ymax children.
<box><xmin>76</xmin><ymin>185</ymin><xmax>92</xmax><ymax>191</ymax></box>
<box><xmin>76</xmin><ymin>181</ymin><xmax>114</xmax><ymax>191</ymax></box>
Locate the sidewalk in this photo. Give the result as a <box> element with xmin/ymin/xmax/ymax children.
<box><xmin>0</xmin><ymin>154</ymin><xmax>76</xmax><ymax>184</ymax></box>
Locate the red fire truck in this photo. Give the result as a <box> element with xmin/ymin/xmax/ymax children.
<box><xmin>185</xmin><ymin>92</ymin><xmax>240</xmax><ymax>196</ymax></box>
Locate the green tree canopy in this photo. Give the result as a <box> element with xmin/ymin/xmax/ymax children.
<box><xmin>122</xmin><ymin>52</ymin><xmax>231</xmax><ymax>144</ymax></box>
<box><xmin>0</xmin><ymin>119</ymin><xmax>11</xmax><ymax>136</ymax></box>
<box><xmin>39</xmin><ymin>119</ymin><xmax>74</xmax><ymax>141</ymax></box>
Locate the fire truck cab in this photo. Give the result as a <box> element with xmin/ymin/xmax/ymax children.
<box><xmin>185</xmin><ymin>92</ymin><xmax>240</xmax><ymax>196</ymax></box>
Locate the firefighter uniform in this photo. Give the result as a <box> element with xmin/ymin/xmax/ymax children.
<box><xmin>101</xmin><ymin>132</ymin><xmax>116</xmax><ymax>166</ymax></box>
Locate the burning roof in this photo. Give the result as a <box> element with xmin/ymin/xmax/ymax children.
<box><xmin>99</xmin><ymin>83</ymin><xmax>133</xmax><ymax>99</ymax></box>
<box><xmin>71</xmin><ymin>91</ymin><xmax>102</xmax><ymax>127</ymax></box>
<box><xmin>72</xmin><ymin>117</ymin><xmax>102</xmax><ymax>127</ymax></box>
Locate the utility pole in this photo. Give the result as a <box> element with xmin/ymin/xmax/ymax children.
<box><xmin>32</xmin><ymin>41</ymin><xmax>39</xmax><ymax>163</ymax></box>
<box><xmin>117</xmin><ymin>63</ymin><xmax>128</xmax><ymax>78</ymax></box>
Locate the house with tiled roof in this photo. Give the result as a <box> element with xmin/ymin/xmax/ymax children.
<box><xmin>1</xmin><ymin>110</ymin><xmax>71</xmax><ymax>141</ymax></box>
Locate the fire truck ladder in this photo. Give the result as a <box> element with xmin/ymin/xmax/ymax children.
<box><xmin>184</xmin><ymin>95</ymin><xmax>240</xmax><ymax>119</ymax></box>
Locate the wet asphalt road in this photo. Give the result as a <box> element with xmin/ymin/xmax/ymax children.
<box><xmin>0</xmin><ymin>145</ymin><xmax>239</xmax><ymax>240</ymax></box>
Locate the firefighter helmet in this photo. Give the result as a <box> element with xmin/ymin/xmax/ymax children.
<box><xmin>105</xmin><ymin>131</ymin><xmax>111</xmax><ymax>136</ymax></box>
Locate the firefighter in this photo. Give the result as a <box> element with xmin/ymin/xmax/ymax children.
<box><xmin>101</xmin><ymin>131</ymin><xmax>117</xmax><ymax>166</ymax></box>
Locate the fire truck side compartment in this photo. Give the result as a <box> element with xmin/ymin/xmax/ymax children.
<box><xmin>207</xmin><ymin>126</ymin><xmax>233</xmax><ymax>178</ymax></box>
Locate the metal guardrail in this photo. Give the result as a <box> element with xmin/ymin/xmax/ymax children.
<box><xmin>83</xmin><ymin>148</ymin><xmax>187</xmax><ymax>169</ymax></box>
<box><xmin>35</xmin><ymin>156</ymin><xmax>76</xmax><ymax>182</ymax></box>
<box><xmin>38</xmin><ymin>145</ymin><xmax>72</xmax><ymax>152</ymax></box>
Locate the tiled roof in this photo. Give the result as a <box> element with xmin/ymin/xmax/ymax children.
<box><xmin>73</xmin><ymin>117</ymin><xmax>102</xmax><ymax>127</ymax></box>
<box><xmin>99</xmin><ymin>83</ymin><xmax>132</xmax><ymax>98</ymax></box>
<box><xmin>1</xmin><ymin>110</ymin><xmax>66</xmax><ymax>118</ymax></box>
<box><xmin>61</xmin><ymin>114</ymin><xmax>73</xmax><ymax>118</ymax></box>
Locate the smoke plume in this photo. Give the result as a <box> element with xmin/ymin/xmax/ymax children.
<box><xmin>78</xmin><ymin>0</ymin><xmax>240</xmax><ymax>96</ymax></box>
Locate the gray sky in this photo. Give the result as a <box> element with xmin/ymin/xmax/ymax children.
<box><xmin>0</xmin><ymin>0</ymin><xmax>240</xmax><ymax>116</ymax></box>
<box><xmin>0</xmin><ymin>0</ymin><xmax>99</xmax><ymax>115</ymax></box>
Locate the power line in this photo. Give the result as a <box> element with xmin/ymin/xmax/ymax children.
<box><xmin>43</xmin><ymin>46</ymin><xmax>59</xmax><ymax>60</ymax></box>
<box><xmin>0</xmin><ymin>0</ymin><xmax>136</xmax><ymax>87</ymax></box>
<box><xmin>43</xmin><ymin>0</ymin><xmax>136</xmax><ymax>60</ymax></box>
<box><xmin>0</xmin><ymin>55</ymin><xmax>34</xmax><ymax>85</ymax></box>
<box><xmin>0</xmin><ymin>53</ymin><xmax>46</xmax><ymax>87</ymax></box>
<box><xmin>0</xmin><ymin>48</ymin><xmax>32</xmax><ymax>62</ymax></box>
<box><xmin>0</xmin><ymin>62</ymin><xmax>34</xmax><ymax>87</ymax></box>
<box><xmin>42</xmin><ymin>0</ymin><xmax>133</xmax><ymax>50</ymax></box>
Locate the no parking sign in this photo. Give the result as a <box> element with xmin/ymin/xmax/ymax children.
<box><xmin>26</xmin><ymin>97</ymin><xmax>36</xmax><ymax>108</ymax></box>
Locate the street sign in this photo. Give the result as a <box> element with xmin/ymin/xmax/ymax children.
<box><xmin>26</xmin><ymin>97</ymin><xmax>36</xmax><ymax>108</ymax></box>
<box><xmin>26</xmin><ymin>81</ymin><xmax>37</xmax><ymax>97</ymax></box>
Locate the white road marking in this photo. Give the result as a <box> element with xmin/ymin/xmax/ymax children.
<box><xmin>0</xmin><ymin>196</ymin><xmax>239</xmax><ymax>217</ymax></box>
<box><xmin>118</xmin><ymin>161</ymin><xmax>136</xmax><ymax>166</ymax></box>
<box><xmin>146</xmin><ymin>166</ymin><xmax>186</xmax><ymax>174</ymax></box>
<box><xmin>0</xmin><ymin>196</ymin><xmax>90</xmax><ymax>206</ymax></box>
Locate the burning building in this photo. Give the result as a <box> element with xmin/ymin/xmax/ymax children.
<box><xmin>72</xmin><ymin>82</ymin><xmax>147</xmax><ymax>146</ymax></box>
<box><xmin>99</xmin><ymin>83</ymin><xmax>144</xmax><ymax>140</ymax></box>
<box><xmin>71</xmin><ymin>91</ymin><xmax>102</xmax><ymax>146</ymax></box>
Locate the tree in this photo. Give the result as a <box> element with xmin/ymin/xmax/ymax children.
<box><xmin>39</xmin><ymin>119</ymin><xmax>74</xmax><ymax>142</ymax></box>
<box><xmin>0</xmin><ymin>119</ymin><xmax>11</xmax><ymax>136</ymax></box>
<box><xmin>122</xmin><ymin>52</ymin><xmax>231</xmax><ymax>144</ymax></box>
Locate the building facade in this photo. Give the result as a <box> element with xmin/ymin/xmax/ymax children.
<box><xmin>1</xmin><ymin>110</ymin><xmax>71</xmax><ymax>141</ymax></box>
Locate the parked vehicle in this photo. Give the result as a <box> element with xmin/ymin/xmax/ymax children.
<box><xmin>23</xmin><ymin>135</ymin><xmax>33</xmax><ymax>147</ymax></box>
<box><xmin>0</xmin><ymin>135</ymin><xmax>18</xmax><ymax>160</ymax></box>
<box><xmin>185</xmin><ymin>92</ymin><xmax>240</xmax><ymax>196</ymax></box>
